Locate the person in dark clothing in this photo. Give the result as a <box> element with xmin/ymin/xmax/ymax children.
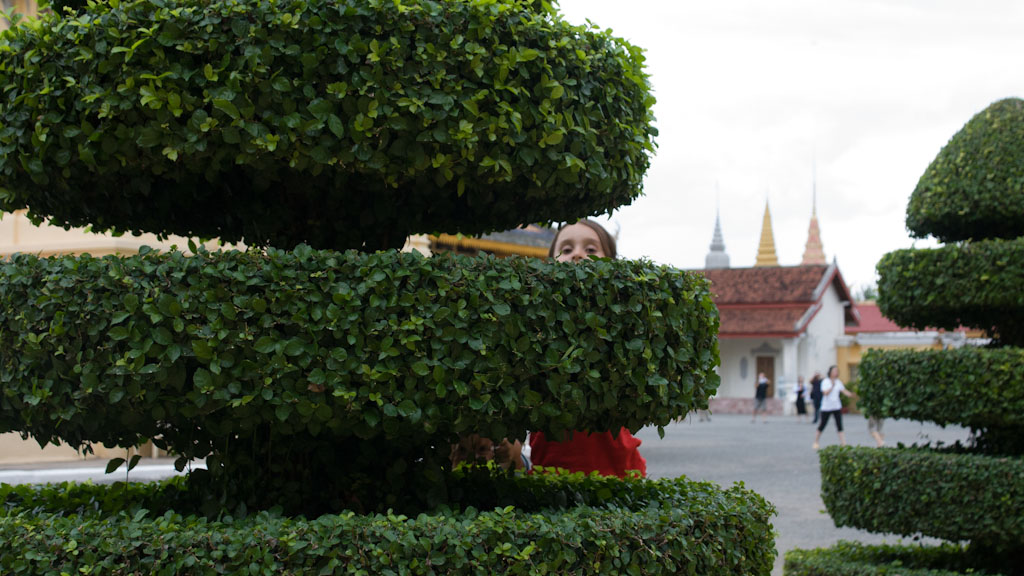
<box><xmin>809</xmin><ymin>371</ymin><xmax>823</xmax><ymax>424</ymax></box>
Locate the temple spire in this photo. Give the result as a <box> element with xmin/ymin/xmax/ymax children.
<box><xmin>755</xmin><ymin>200</ymin><xmax>779</xmax><ymax>267</ymax></box>
<box><xmin>801</xmin><ymin>170</ymin><xmax>826</xmax><ymax>265</ymax></box>
<box><xmin>705</xmin><ymin>195</ymin><xmax>730</xmax><ymax>269</ymax></box>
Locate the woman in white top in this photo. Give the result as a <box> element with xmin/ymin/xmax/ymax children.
<box><xmin>813</xmin><ymin>365</ymin><xmax>858</xmax><ymax>450</ymax></box>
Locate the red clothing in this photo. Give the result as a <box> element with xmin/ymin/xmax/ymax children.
<box><xmin>529</xmin><ymin>428</ymin><xmax>646</xmax><ymax>478</ymax></box>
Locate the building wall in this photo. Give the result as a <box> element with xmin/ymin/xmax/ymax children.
<box><xmin>836</xmin><ymin>332</ymin><xmax>951</xmax><ymax>384</ymax></box>
<box><xmin>714</xmin><ymin>337</ymin><xmax>787</xmax><ymax>413</ymax></box>
<box><xmin>801</xmin><ymin>283</ymin><xmax>846</xmax><ymax>380</ymax></box>
<box><xmin>711</xmin><ymin>280</ymin><xmax>852</xmax><ymax>414</ymax></box>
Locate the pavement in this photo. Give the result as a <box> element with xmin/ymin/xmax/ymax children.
<box><xmin>0</xmin><ymin>413</ymin><xmax>969</xmax><ymax>576</ymax></box>
<box><xmin>635</xmin><ymin>413</ymin><xmax>970</xmax><ymax>576</ymax></box>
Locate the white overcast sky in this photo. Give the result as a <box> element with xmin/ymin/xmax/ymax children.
<box><xmin>555</xmin><ymin>0</ymin><xmax>1024</xmax><ymax>292</ymax></box>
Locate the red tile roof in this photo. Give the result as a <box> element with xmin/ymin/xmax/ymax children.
<box><xmin>846</xmin><ymin>301</ymin><xmax>908</xmax><ymax>334</ymax></box>
<box><xmin>847</xmin><ymin>301</ymin><xmax>973</xmax><ymax>335</ymax></box>
<box><xmin>698</xmin><ymin>264</ymin><xmax>857</xmax><ymax>338</ymax></box>
<box><xmin>701</xmin><ymin>265</ymin><xmax>831</xmax><ymax>304</ymax></box>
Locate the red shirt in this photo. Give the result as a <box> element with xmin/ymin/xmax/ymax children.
<box><xmin>529</xmin><ymin>428</ymin><xmax>647</xmax><ymax>478</ymax></box>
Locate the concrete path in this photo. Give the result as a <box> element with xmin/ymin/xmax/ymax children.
<box><xmin>636</xmin><ymin>413</ymin><xmax>970</xmax><ymax>576</ymax></box>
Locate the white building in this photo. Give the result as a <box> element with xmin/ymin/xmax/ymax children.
<box><xmin>699</xmin><ymin>199</ymin><xmax>859</xmax><ymax>414</ymax></box>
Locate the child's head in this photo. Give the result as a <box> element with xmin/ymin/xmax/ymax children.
<box><xmin>548</xmin><ymin>219</ymin><xmax>617</xmax><ymax>262</ymax></box>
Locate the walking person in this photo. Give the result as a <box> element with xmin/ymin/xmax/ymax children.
<box><xmin>809</xmin><ymin>371</ymin><xmax>823</xmax><ymax>424</ymax></box>
<box><xmin>813</xmin><ymin>366</ymin><xmax>857</xmax><ymax>449</ymax></box>
<box><xmin>752</xmin><ymin>372</ymin><xmax>770</xmax><ymax>423</ymax></box>
<box><xmin>868</xmin><ymin>417</ymin><xmax>885</xmax><ymax>447</ymax></box>
<box><xmin>793</xmin><ymin>375</ymin><xmax>808</xmax><ymax>422</ymax></box>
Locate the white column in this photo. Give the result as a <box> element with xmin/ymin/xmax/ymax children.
<box><xmin>781</xmin><ymin>338</ymin><xmax>799</xmax><ymax>415</ymax></box>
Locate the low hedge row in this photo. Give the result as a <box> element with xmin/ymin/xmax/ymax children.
<box><xmin>0</xmin><ymin>474</ymin><xmax>777</xmax><ymax>576</ymax></box>
<box><xmin>784</xmin><ymin>541</ymin><xmax>1003</xmax><ymax>576</ymax></box>
<box><xmin>875</xmin><ymin>238</ymin><xmax>1024</xmax><ymax>345</ymax></box>
<box><xmin>858</xmin><ymin>348</ymin><xmax>1024</xmax><ymax>433</ymax></box>
<box><xmin>0</xmin><ymin>246</ymin><xmax>718</xmax><ymax>457</ymax></box>
<box><xmin>0</xmin><ymin>0</ymin><xmax>655</xmax><ymax>250</ymax></box>
<box><xmin>906</xmin><ymin>98</ymin><xmax>1024</xmax><ymax>243</ymax></box>
<box><xmin>819</xmin><ymin>447</ymin><xmax>1024</xmax><ymax>553</ymax></box>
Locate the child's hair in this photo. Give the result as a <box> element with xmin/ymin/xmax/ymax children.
<box><xmin>548</xmin><ymin>219</ymin><xmax>617</xmax><ymax>259</ymax></box>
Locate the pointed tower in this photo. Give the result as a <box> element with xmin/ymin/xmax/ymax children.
<box><xmin>801</xmin><ymin>178</ymin><xmax>826</xmax><ymax>265</ymax></box>
<box><xmin>754</xmin><ymin>200</ymin><xmax>779</xmax><ymax>267</ymax></box>
<box><xmin>705</xmin><ymin>206</ymin><xmax>730</xmax><ymax>269</ymax></box>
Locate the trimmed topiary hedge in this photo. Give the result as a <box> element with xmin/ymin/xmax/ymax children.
<box><xmin>875</xmin><ymin>238</ymin><xmax>1024</xmax><ymax>345</ymax></box>
<box><xmin>0</xmin><ymin>0</ymin><xmax>656</xmax><ymax>250</ymax></box>
<box><xmin>0</xmin><ymin>245</ymin><xmax>719</xmax><ymax>513</ymax></box>
<box><xmin>907</xmin><ymin>97</ymin><xmax>1024</xmax><ymax>243</ymax></box>
<box><xmin>784</xmin><ymin>542</ymin><xmax>1003</xmax><ymax>576</ymax></box>
<box><xmin>819</xmin><ymin>447</ymin><xmax>1024</xmax><ymax>554</ymax></box>
<box><xmin>858</xmin><ymin>348</ymin><xmax>1024</xmax><ymax>433</ymax></box>
<box><xmin>0</xmin><ymin>473</ymin><xmax>777</xmax><ymax>576</ymax></box>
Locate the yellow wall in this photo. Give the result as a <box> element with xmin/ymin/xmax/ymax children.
<box><xmin>836</xmin><ymin>340</ymin><xmax>943</xmax><ymax>384</ymax></box>
<box><xmin>1</xmin><ymin>0</ymin><xmax>37</xmax><ymax>30</ymax></box>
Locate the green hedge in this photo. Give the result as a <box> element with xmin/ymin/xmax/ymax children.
<box><xmin>0</xmin><ymin>246</ymin><xmax>717</xmax><ymax>451</ymax></box>
<box><xmin>875</xmin><ymin>238</ymin><xmax>1024</xmax><ymax>345</ymax></box>
<box><xmin>0</xmin><ymin>0</ymin><xmax>656</xmax><ymax>250</ymax></box>
<box><xmin>0</xmin><ymin>474</ymin><xmax>777</xmax><ymax>576</ymax></box>
<box><xmin>819</xmin><ymin>447</ymin><xmax>1024</xmax><ymax>553</ymax></box>
<box><xmin>0</xmin><ymin>246</ymin><xmax>718</xmax><ymax>513</ymax></box>
<box><xmin>906</xmin><ymin>98</ymin><xmax>1024</xmax><ymax>243</ymax></box>
<box><xmin>784</xmin><ymin>542</ymin><xmax>1003</xmax><ymax>576</ymax></box>
<box><xmin>858</xmin><ymin>348</ymin><xmax>1024</xmax><ymax>434</ymax></box>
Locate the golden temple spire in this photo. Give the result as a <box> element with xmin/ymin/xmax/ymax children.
<box><xmin>801</xmin><ymin>177</ymin><xmax>826</xmax><ymax>265</ymax></box>
<box><xmin>755</xmin><ymin>200</ymin><xmax>779</xmax><ymax>267</ymax></box>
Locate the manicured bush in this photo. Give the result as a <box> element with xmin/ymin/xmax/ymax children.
<box><xmin>819</xmin><ymin>447</ymin><xmax>1024</xmax><ymax>554</ymax></box>
<box><xmin>907</xmin><ymin>97</ymin><xmax>1024</xmax><ymax>243</ymax></box>
<box><xmin>0</xmin><ymin>0</ymin><xmax>656</xmax><ymax>250</ymax></box>
<box><xmin>0</xmin><ymin>474</ymin><xmax>777</xmax><ymax>576</ymax></box>
<box><xmin>0</xmin><ymin>245</ymin><xmax>719</xmax><ymax>513</ymax></box>
<box><xmin>858</xmin><ymin>348</ymin><xmax>1024</xmax><ymax>436</ymax></box>
<box><xmin>874</xmin><ymin>238</ymin><xmax>1024</xmax><ymax>345</ymax></box>
<box><xmin>784</xmin><ymin>541</ymin><xmax>1002</xmax><ymax>576</ymax></box>
<box><xmin>813</xmin><ymin>97</ymin><xmax>1024</xmax><ymax>575</ymax></box>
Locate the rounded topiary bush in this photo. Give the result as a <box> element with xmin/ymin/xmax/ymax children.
<box><xmin>785</xmin><ymin>542</ymin><xmax>1001</xmax><ymax>576</ymax></box>
<box><xmin>0</xmin><ymin>0</ymin><xmax>655</xmax><ymax>250</ymax></box>
<box><xmin>0</xmin><ymin>246</ymin><xmax>720</xmax><ymax>513</ymax></box>
<box><xmin>796</xmin><ymin>97</ymin><xmax>1024</xmax><ymax>576</ymax></box>
<box><xmin>0</xmin><ymin>0</ymin><xmax>777</xmax><ymax>571</ymax></box>
<box><xmin>907</xmin><ymin>97</ymin><xmax>1024</xmax><ymax>243</ymax></box>
<box><xmin>875</xmin><ymin>238</ymin><xmax>1024</xmax><ymax>346</ymax></box>
<box><xmin>0</xmin><ymin>474</ymin><xmax>776</xmax><ymax>575</ymax></box>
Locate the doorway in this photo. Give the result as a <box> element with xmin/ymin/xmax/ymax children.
<box><xmin>756</xmin><ymin>356</ymin><xmax>776</xmax><ymax>397</ymax></box>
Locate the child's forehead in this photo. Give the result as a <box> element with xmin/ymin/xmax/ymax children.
<box><xmin>557</xmin><ymin>224</ymin><xmax>601</xmax><ymax>243</ymax></box>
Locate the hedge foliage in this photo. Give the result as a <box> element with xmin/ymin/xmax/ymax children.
<box><xmin>0</xmin><ymin>246</ymin><xmax>718</xmax><ymax>512</ymax></box>
<box><xmin>819</xmin><ymin>447</ymin><xmax>1024</xmax><ymax>555</ymax></box>
<box><xmin>784</xmin><ymin>542</ymin><xmax>1003</xmax><ymax>576</ymax></box>
<box><xmin>0</xmin><ymin>0</ymin><xmax>656</xmax><ymax>250</ymax></box>
<box><xmin>858</xmin><ymin>348</ymin><xmax>1024</xmax><ymax>446</ymax></box>
<box><xmin>0</xmin><ymin>474</ymin><xmax>777</xmax><ymax>576</ymax></box>
<box><xmin>875</xmin><ymin>238</ymin><xmax>1024</xmax><ymax>346</ymax></box>
<box><xmin>907</xmin><ymin>98</ymin><xmax>1024</xmax><ymax>243</ymax></box>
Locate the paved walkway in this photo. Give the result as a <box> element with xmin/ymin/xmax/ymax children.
<box><xmin>636</xmin><ymin>413</ymin><xmax>970</xmax><ymax>576</ymax></box>
<box><xmin>1</xmin><ymin>414</ymin><xmax>969</xmax><ymax>576</ymax></box>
